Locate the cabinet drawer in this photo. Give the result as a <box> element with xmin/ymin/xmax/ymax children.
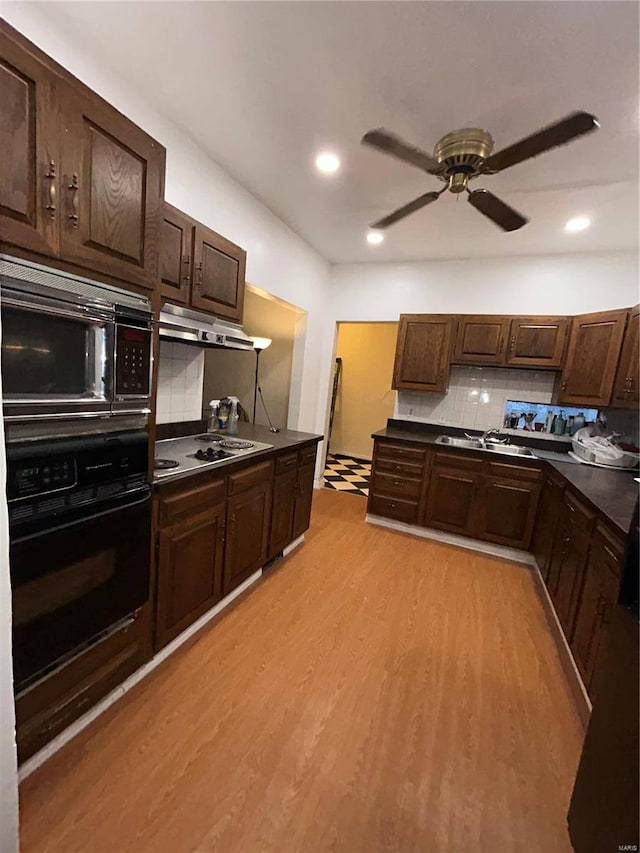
<box><xmin>375</xmin><ymin>457</ymin><xmax>424</xmax><ymax>478</ymax></box>
<box><xmin>275</xmin><ymin>452</ymin><xmax>298</xmax><ymax>475</ymax></box>
<box><xmin>486</xmin><ymin>459</ymin><xmax>542</xmax><ymax>482</ymax></box>
<box><xmin>376</xmin><ymin>441</ymin><xmax>426</xmax><ymax>463</ymax></box>
<box><xmin>565</xmin><ymin>490</ymin><xmax>596</xmax><ymax>532</ymax></box>
<box><xmin>298</xmin><ymin>444</ymin><xmax>318</xmax><ymax>467</ymax></box>
<box><xmin>159</xmin><ymin>478</ymin><xmax>226</xmax><ymax>525</ymax></box>
<box><xmin>433</xmin><ymin>450</ymin><xmax>483</xmax><ymax>470</ymax></box>
<box><xmin>228</xmin><ymin>460</ymin><xmax>273</xmax><ymax>495</ymax></box>
<box><xmin>371</xmin><ymin>471</ymin><xmax>422</xmax><ymax>499</ymax></box>
<box><xmin>368</xmin><ymin>494</ymin><xmax>419</xmax><ymax>524</ymax></box>
<box><xmin>590</xmin><ymin>523</ymin><xmax>625</xmax><ymax>580</ymax></box>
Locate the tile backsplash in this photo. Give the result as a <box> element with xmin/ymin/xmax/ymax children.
<box><xmin>395</xmin><ymin>365</ymin><xmax>556</xmax><ymax>432</ymax></box>
<box><xmin>156</xmin><ymin>341</ymin><xmax>204</xmax><ymax>424</ymax></box>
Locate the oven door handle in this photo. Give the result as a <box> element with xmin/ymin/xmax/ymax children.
<box><xmin>12</xmin><ymin>490</ymin><xmax>150</xmax><ymax>544</ymax></box>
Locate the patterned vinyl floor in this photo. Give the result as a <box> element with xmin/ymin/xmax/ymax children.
<box><xmin>323</xmin><ymin>453</ymin><xmax>371</xmax><ymax>498</ymax></box>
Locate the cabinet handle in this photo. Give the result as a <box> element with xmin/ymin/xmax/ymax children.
<box><xmin>393</xmin><ymin>480</ymin><xmax>403</xmax><ymax>487</ymax></box>
<box><xmin>45</xmin><ymin>160</ymin><xmax>56</xmax><ymax>220</ymax></box>
<box><xmin>182</xmin><ymin>255</ymin><xmax>191</xmax><ymax>286</ymax></box>
<box><xmin>67</xmin><ymin>173</ymin><xmax>79</xmax><ymax>227</ymax></box>
<box><xmin>194</xmin><ymin>262</ymin><xmax>203</xmax><ymax>290</ymax></box>
<box><xmin>561</xmin><ymin>379</ymin><xmax>568</xmax><ymax>391</ymax></box>
<box><xmin>508</xmin><ymin>336</ymin><xmax>515</xmax><ymax>355</ymax></box>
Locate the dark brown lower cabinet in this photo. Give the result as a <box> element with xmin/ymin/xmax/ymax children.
<box><xmin>547</xmin><ymin>492</ymin><xmax>595</xmax><ymax>638</ymax></box>
<box><xmin>478</xmin><ymin>476</ymin><xmax>541</xmax><ymax>549</ymax></box>
<box><xmin>531</xmin><ymin>472</ymin><xmax>565</xmax><ymax>581</ymax></box>
<box><xmin>570</xmin><ymin>524</ymin><xmax>623</xmax><ymax>699</ymax></box>
<box><xmin>15</xmin><ymin>606</ymin><xmax>151</xmax><ymax>762</ymax></box>
<box><xmin>155</xmin><ymin>503</ymin><xmax>225</xmax><ymax>650</ymax></box>
<box><xmin>292</xmin><ymin>464</ymin><xmax>315</xmax><ymax>540</ymax></box>
<box><xmin>269</xmin><ymin>468</ymin><xmax>298</xmax><ymax>556</ymax></box>
<box><xmin>224</xmin><ymin>475</ymin><xmax>272</xmax><ymax>595</ymax></box>
<box><xmin>424</xmin><ymin>463</ymin><xmax>480</xmax><ymax>535</ymax></box>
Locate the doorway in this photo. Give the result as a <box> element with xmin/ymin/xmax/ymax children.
<box><xmin>323</xmin><ymin>321</ymin><xmax>398</xmax><ymax>496</ymax></box>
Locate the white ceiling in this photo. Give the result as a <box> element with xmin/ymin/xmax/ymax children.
<box><xmin>23</xmin><ymin>1</ymin><xmax>640</xmax><ymax>263</ymax></box>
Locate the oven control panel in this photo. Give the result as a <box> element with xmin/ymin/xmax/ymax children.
<box><xmin>115</xmin><ymin>325</ymin><xmax>151</xmax><ymax>397</ymax></box>
<box><xmin>9</xmin><ymin>458</ymin><xmax>76</xmax><ymax>501</ymax></box>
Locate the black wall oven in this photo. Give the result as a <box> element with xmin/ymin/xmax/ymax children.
<box><xmin>0</xmin><ymin>254</ymin><xmax>153</xmax><ymax>423</ymax></box>
<box><xmin>7</xmin><ymin>431</ymin><xmax>151</xmax><ymax>693</ymax></box>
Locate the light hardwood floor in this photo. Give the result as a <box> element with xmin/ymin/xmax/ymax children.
<box><xmin>20</xmin><ymin>489</ymin><xmax>584</xmax><ymax>853</ymax></box>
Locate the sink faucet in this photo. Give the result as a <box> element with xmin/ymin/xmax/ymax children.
<box><xmin>482</xmin><ymin>428</ymin><xmax>509</xmax><ymax>444</ymax></box>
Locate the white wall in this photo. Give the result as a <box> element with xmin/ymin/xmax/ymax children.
<box><xmin>331</xmin><ymin>252</ymin><xmax>639</xmax><ymax>319</ymax></box>
<box><xmin>0</xmin><ymin>315</ymin><xmax>19</xmax><ymax>853</ymax></box>
<box><xmin>2</xmin><ymin>4</ymin><xmax>334</xmax><ymax>442</ymax></box>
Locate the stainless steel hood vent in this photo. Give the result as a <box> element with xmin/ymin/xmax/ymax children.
<box><xmin>158</xmin><ymin>303</ymin><xmax>255</xmax><ymax>351</ymax></box>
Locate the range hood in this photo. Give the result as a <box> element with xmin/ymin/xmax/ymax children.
<box><xmin>158</xmin><ymin>303</ymin><xmax>254</xmax><ymax>351</ymax></box>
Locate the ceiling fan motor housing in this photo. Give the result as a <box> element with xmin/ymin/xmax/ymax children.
<box><xmin>433</xmin><ymin>128</ymin><xmax>494</xmax><ymax>192</ymax></box>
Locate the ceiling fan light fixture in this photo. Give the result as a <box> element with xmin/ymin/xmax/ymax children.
<box><xmin>565</xmin><ymin>216</ymin><xmax>591</xmax><ymax>232</ymax></box>
<box><xmin>315</xmin><ymin>151</ymin><xmax>341</xmax><ymax>174</ymax></box>
<box><xmin>367</xmin><ymin>231</ymin><xmax>384</xmax><ymax>245</ymax></box>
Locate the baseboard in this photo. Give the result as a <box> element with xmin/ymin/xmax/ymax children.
<box><xmin>529</xmin><ymin>562</ymin><xmax>592</xmax><ymax>730</ymax></box>
<box><xmin>283</xmin><ymin>534</ymin><xmax>305</xmax><ymax>556</ymax></box>
<box><xmin>365</xmin><ymin>513</ymin><xmax>535</xmax><ymax>566</ymax></box>
<box><xmin>18</xmin><ymin>569</ymin><xmax>263</xmax><ymax>781</ymax></box>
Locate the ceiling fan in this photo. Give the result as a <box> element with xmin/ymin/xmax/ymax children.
<box><xmin>362</xmin><ymin>112</ymin><xmax>599</xmax><ymax>232</ymax></box>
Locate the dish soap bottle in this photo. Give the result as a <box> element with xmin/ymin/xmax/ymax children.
<box><xmin>227</xmin><ymin>396</ymin><xmax>240</xmax><ymax>436</ymax></box>
<box><xmin>207</xmin><ymin>400</ymin><xmax>220</xmax><ymax>434</ymax></box>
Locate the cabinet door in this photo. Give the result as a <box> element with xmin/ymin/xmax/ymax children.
<box><xmin>224</xmin><ymin>480</ymin><xmax>271</xmax><ymax>594</ymax></box>
<box><xmin>292</xmin><ymin>463</ymin><xmax>315</xmax><ymax>540</ymax></box>
<box><xmin>424</xmin><ymin>464</ymin><xmax>480</xmax><ymax>536</ymax></box>
<box><xmin>452</xmin><ymin>316</ymin><xmax>511</xmax><ymax>365</ymax></box>
<box><xmin>155</xmin><ymin>504</ymin><xmax>225</xmax><ymax>650</ymax></box>
<box><xmin>530</xmin><ymin>474</ymin><xmax>564</xmax><ymax>580</ymax></box>
<box><xmin>0</xmin><ymin>27</ymin><xmax>59</xmax><ymax>257</ymax></box>
<box><xmin>505</xmin><ymin>316</ymin><xmax>570</xmax><ymax>369</ymax></box>
<box><xmin>611</xmin><ymin>305</ymin><xmax>639</xmax><ymax>409</ymax></box>
<box><xmin>269</xmin><ymin>469</ymin><xmax>297</xmax><ymax>557</ymax></box>
<box><xmin>558</xmin><ymin>309</ymin><xmax>628</xmax><ymax>407</ymax></box>
<box><xmin>191</xmin><ymin>223</ymin><xmax>246</xmax><ymax>321</ymax></box>
<box><xmin>159</xmin><ymin>203</ymin><xmax>193</xmax><ymax>304</ymax></box>
<box><xmin>59</xmin><ymin>82</ymin><xmax>165</xmax><ymax>291</ymax></box>
<box><xmin>392</xmin><ymin>315</ymin><xmax>454</xmax><ymax>392</ymax></box>
<box><xmin>478</xmin><ymin>477</ymin><xmax>540</xmax><ymax>549</ymax></box>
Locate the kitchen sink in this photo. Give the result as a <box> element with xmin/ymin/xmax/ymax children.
<box><xmin>435</xmin><ymin>434</ymin><xmax>536</xmax><ymax>458</ymax></box>
<box><xmin>435</xmin><ymin>435</ymin><xmax>483</xmax><ymax>450</ymax></box>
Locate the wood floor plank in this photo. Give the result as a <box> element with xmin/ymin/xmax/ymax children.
<box><xmin>19</xmin><ymin>489</ymin><xmax>584</xmax><ymax>853</ymax></box>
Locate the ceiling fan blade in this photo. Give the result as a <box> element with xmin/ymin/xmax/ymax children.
<box><xmin>467</xmin><ymin>189</ymin><xmax>528</xmax><ymax>232</ymax></box>
<box><xmin>362</xmin><ymin>129</ymin><xmax>442</xmax><ymax>174</ymax></box>
<box><xmin>371</xmin><ymin>190</ymin><xmax>443</xmax><ymax>229</ymax></box>
<box><xmin>481</xmin><ymin>112</ymin><xmax>599</xmax><ymax>174</ymax></box>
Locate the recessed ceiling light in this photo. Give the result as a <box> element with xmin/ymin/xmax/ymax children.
<box><xmin>367</xmin><ymin>231</ymin><xmax>384</xmax><ymax>245</ymax></box>
<box><xmin>565</xmin><ymin>216</ymin><xmax>591</xmax><ymax>232</ymax></box>
<box><xmin>315</xmin><ymin>152</ymin><xmax>340</xmax><ymax>174</ymax></box>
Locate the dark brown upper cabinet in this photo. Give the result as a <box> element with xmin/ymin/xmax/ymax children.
<box><xmin>505</xmin><ymin>316</ymin><xmax>570</xmax><ymax>369</ymax></box>
<box><xmin>452</xmin><ymin>316</ymin><xmax>511</xmax><ymax>365</ymax></box>
<box><xmin>392</xmin><ymin>315</ymin><xmax>454</xmax><ymax>392</ymax></box>
<box><xmin>0</xmin><ymin>25</ymin><xmax>59</xmax><ymax>257</ymax></box>
<box><xmin>160</xmin><ymin>203</ymin><xmax>194</xmax><ymax>304</ymax></box>
<box><xmin>0</xmin><ymin>21</ymin><xmax>166</xmax><ymax>293</ymax></box>
<box><xmin>191</xmin><ymin>223</ymin><xmax>246</xmax><ymax>322</ymax></box>
<box><xmin>611</xmin><ymin>304</ymin><xmax>639</xmax><ymax>410</ymax></box>
<box><xmin>558</xmin><ymin>309</ymin><xmax>628</xmax><ymax>407</ymax></box>
<box><xmin>159</xmin><ymin>203</ymin><xmax>246</xmax><ymax>323</ymax></box>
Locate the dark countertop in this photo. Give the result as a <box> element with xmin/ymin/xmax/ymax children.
<box><xmin>372</xmin><ymin>420</ymin><xmax>638</xmax><ymax>536</ymax></box>
<box><xmin>154</xmin><ymin>422</ymin><xmax>323</xmax><ymax>486</ymax></box>
<box><xmin>546</xmin><ymin>459</ymin><xmax>639</xmax><ymax>535</ymax></box>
